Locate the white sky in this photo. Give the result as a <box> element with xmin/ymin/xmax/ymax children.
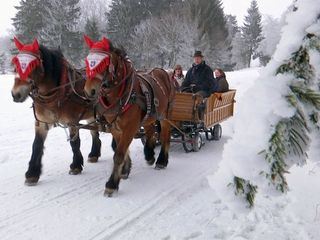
<box><xmin>222</xmin><ymin>0</ymin><xmax>293</xmax><ymax>24</ymax></box>
<box><xmin>0</xmin><ymin>0</ymin><xmax>293</xmax><ymax>36</ymax></box>
<box><xmin>0</xmin><ymin>0</ymin><xmax>20</xmax><ymax>36</ymax></box>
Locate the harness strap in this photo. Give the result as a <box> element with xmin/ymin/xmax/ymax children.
<box><xmin>139</xmin><ymin>78</ymin><xmax>152</xmax><ymax>126</ymax></box>
<box><xmin>67</xmin><ymin>66</ymin><xmax>90</xmax><ymax>102</ymax></box>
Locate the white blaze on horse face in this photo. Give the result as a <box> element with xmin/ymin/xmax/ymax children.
<box><xmin>15</xmin><ymin>72</ymin><xmax>32</xmax><ymax>83</ymax></box>
<box><xmin>16</xmin><ymin>54</ymin><xmax>37</xmax><ymax>73</ymax></box>
<box><xmin>86</xmin><ymin>52</ymin><xmax>109</xmax><ymax>71</ymax></box>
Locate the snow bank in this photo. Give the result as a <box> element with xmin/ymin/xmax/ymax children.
<box><xmin>209</xmin><ymin>0</ymin><xmax>320</xmax><ymax>210</ymax></box>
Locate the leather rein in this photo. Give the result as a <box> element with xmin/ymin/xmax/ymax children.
<box><xmin>97</xmin><ymin>56</ymin><xmax>135</xmax><ymax>114</ymax></box>
<box><xmin>29</xmin><ymin>60</ymin><xmax>89</xmax><ymax>106</ymax></box>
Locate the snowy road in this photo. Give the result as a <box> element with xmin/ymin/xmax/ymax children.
<box><xmin>0</xmin><ymin>70</ymin><xmax>260</xmax><ymax>240</ymax></box>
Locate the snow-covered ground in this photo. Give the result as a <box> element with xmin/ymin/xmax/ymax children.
<box><xmin>0</xmin><ymin>68</ymin><xmax>319</xmax><ymax>240</ymax></box>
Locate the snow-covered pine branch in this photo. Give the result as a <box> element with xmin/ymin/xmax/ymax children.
<box><xmin>209</xmin><ymin>0</ymin><xmax>320</xmax><ymax>208</ymax></box>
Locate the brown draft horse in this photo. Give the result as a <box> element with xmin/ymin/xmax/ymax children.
<box><xmin>83</xmin><ymin>35</ymin><xmax>175</xmax><ymax>196</ymax></box>
<box><xmin>11</xmin><ymin>37</ymin><xmax>102</xmax><ymax>185</ymax></box>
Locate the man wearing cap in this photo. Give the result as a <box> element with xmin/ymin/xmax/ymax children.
<box><xmin>181</xmin><ymin>50</ymin><xmax>217</xmax><ymax>97</ymax></box>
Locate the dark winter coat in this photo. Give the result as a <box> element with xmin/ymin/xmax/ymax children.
<box><xmin>215</xmin><ymin>76</ymin><xmax>229</xmax><ymax>93</ymax></box>
<box><xmin>182</xmin><ymin>61</ymin><xmax>216</xmax><ymax>97</ymax></box>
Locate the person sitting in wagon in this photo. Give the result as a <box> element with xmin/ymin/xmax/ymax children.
<box><xmin>213</xmin><ymin>68</ymin><xmax>229</xmax><ymax>93</ymax></box>
<box><xmin>181</xmin><ymin>50</ymin><xmax>217</xmax><ymax>97</ymax></box>
<box><xmin>171</xmin><ymin>64</ymin><xmax>184</xmax><ymax>91</ymax></box>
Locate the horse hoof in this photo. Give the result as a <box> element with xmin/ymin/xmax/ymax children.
<box><xmin>88</xmin><ymin>157</ymin><xmax>98</xmax><ymax>163</ymax></box>
<box><xmin>25</xmin><ymin>177</ymin><xmax>39</xmax><ymax>186</ymax></box>
<box><xmin>69</xmin><ymin>168</ymin><xmax>82</xmax><ymax>175</ymax></box>
<box><xmin>104</xmin><ymin>188</ymin><xmax>116</xmax><ymax>197</ymax></box>
<box><xmin>155</xmin><ymin>164</ymin><xmax>166</xmax><ymax>170</ymax></box>
<box><xmin>146</xmin><ymin>158</ymin><xmax>155</xmax><ymax>166</ymax></box>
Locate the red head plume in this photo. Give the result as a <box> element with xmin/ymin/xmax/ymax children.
<box><xmin>84</xmin><ymin>35</ymin><xmax>94</xmax><ymax>48</ymax></box>
<box><xmin>13</xmin><ymin>37</ymin><xmax>40</xmax><ymax>54</ymax></box>
<box><xmin>13</xmin><ymin>37</ymin><xmax>24</xmax><ymax>51</ymax></box>
<box><xmin>12</xmin><ymin>37</ymin><xmax>41</xmax><ymax>80</ymax></box>
<box><xmin>83</xmin><ymin>35</ymin><xmax>110</xmax><ymax>52</ymax></box>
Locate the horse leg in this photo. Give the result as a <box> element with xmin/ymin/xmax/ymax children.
<box><xmin>121</xmin><ymin>150</ymin><xmax>132</xmax><ymax>179</ymax></box>
<box><xmin>143</xmin><ymin>123</ymin><xmax>156</xmax><ymax>166</ymax></box>
<box><xmin>25</xmin><ymin>122</ymin><xmax>50</xmax><ymax>186</ymax></box>
<box><xmin>111</xmin><ymin>137</ymin><xmax>117</xmax><ymax>151</ymax></box>
<box><xmin>69</xmin><ymin>127</ymin><xmax>84</xmax><ymax>175</ymax></box>
<box><xmin>104</xmin><ymin>126</ymin><xmax>137</xmax><ymax>196</ymax></box>
<box><xmin>155</xmin><ymin>120</ymin><xmax>171</xmax><ymax>169</ymax></box>
<box><xmin>87</xmin><ymin>130</ymin><xmax>101</xmax><ymax>163</ymax></box>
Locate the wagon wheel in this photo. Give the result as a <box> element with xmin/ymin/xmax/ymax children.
<box><xmin>192</xmin><ymin>132</ymin><xmax>203</xmax><ymax>152</ymax></box>
<box><xmin>205</xmin><ymin>128</ymin><xmax>214</xmax><ymax>141</ymax></box>
<box><xmin>182</xmin><ymin>133</ymin><xmax>203</xmax><ymax>153</ymax></box>
<box><xmin>182</xmin><ymin>134</ymin><xmax>193</xmax><ymax>153</ymax></box>
<box><xmin>212</xmin><ymin>124</ymin><xmax>222</xmax><ymax>140</ymax></box>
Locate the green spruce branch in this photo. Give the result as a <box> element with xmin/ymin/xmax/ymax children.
<box><xmin>232</xmin><ymin>176</ymin><xmax>257</xmax><ymax>208</ymax></box>
<box><xmin>277</xmin><ymin>47</ymin><xmax>315</xmax><ymax>83</ymax></box>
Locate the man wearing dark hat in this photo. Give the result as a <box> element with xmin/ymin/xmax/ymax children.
<box><xmin>181</xmin><ymin>50</ymin><xmax>217</xmax><ymax>97</ymax></box>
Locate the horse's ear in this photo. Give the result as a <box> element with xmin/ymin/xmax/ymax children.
<box><xmin>84</xmin><ymin>35</ymin><xmax>94</xmax><ymax>48</ymax></box>
<box><xmin>102</xmin><ymin>37</ymin><xmax>110</xmax><ymax>51</ymax></box>
<box><xmin>13</xmin><ymin>37</ymin><xmax>24</xmax><ymax>50</ymax></box>
<box><xmin>32</xmin><ymin>38</ymin><xmax>39</xmax><ymax>51</ymax></box>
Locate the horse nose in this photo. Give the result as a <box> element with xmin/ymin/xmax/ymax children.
<box><xmin>91</xmin><ymin>89</ymin><xmax>96</xmax><ymax>97</ymax></box>
<box><xmin>12</xmin><ymin>91</ymin><xmax>21</xmax><ymax>102</ymax></box>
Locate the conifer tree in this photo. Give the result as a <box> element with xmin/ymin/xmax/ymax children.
<box><xmin>186</xmin><ymin>0</ymin><xmax>229</xmax><ymax>68</ymax></box>
<box><xmin>225</xmin><ymin>15</ymin><xmax>240</xmax><ymax>70</ymax></box>
<box><xmin>242</xmin><ymin>0</ymin><xmax>263</xmax><ymax>67</ymax></box>
<box><xmin>40</xmin><ymin>0</ymin><xmax>83</xmax><ymax>65</ymax></box>
<box><xmin>85</xmin><ymin>17</ymin><xmax>101</xmax><ymax>41</ymax></box>
<box><xmin>0</xmin><ymin>52</ymin><xmax>6</xmax><ymax>74</ymax></box>
<box><xmin>12</xmin><ymin>0</ymin><xmax>48</xmax><ymax>42</ymax></box>
<box><xmin>106</xmin><ymin>0</ymin><xmax>182</xmax><ymax>49</ymax></box>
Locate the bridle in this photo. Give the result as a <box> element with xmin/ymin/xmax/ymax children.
<box><xmin>14</xmin><ymin>51</ymin><xmax>90</xmax><ymax>103</ymax></box>
<box><xmin>89</xmin><ymin>52</ymin><xmax>135</xmax><ymax>116</ymax></box>
<box><xmin>88</xmin><ymin>50</ymin><xmax>127</xmax><ymax>90</ymax></box>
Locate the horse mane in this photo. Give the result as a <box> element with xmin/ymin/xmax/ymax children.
<box><xmin>110</xmin><ymin>42</ymin><xmax>127</xmax><ymax>59</ymax></box>
<box><xmin>39</xmin><ymin>45</ymin><xmax>64</xmax><ymax>86</ymax></box>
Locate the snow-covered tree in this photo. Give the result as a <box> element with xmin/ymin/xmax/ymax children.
<box><xmin>130</xmin><ymin>3</ymin><xmax>208</xmax><ymax>69</ymax></box>
<box><xmin>12</xmin><ymin>0</ymin><xmax>48</xmax><ymax>42</ymax></box>
<box><xmin>242</xmin><ymin>0</ymin><xmax>263</xmax><ymax>67</ymax></box>
<box><xmin>0</xmin><ymin>52</ymin><xmax>6</xmax><ymax>74</ymax></box>
<box><xmin>85</xmin><ymin>17</ymin><xmax>101</xmax><ymax>42</ymax></box>
<box><xmin>106</xmin><ymin>0</ymin><xmax>181</xmax><ymax>49</ymax></box>
<box><xmin>187</xmin><ymin>0</ymin><xmax>229</xmax><ymax>68</ymax></box>
<box><xmin>79</xmin><ymin>0</ymin><xmax>108</xmax><ymax>31</ymax></box>
<box><xmin>209</xmin><ymin>0</ymin><xmax>320</xmax><ymax>208</ymax></box>
<box><xmin>258</xmin><ymin>16</ymin><xmax>282</xmax><ymax>66</ymax></box>
<box><xmin>40</xmin><ymin>0</ymin><xmax>83</xmax><ymax>65</ymax></box>
<box><xmin>231</xmin><ymin>32</ymin><xmax>247</xmax><ymax>70</ymax></box>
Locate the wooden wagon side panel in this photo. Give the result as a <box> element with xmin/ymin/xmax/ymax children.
<box><xmin>169</xmin><ymin>92</ymin><xmax>203</xmax><ymax>122</ymax></box>
<box><xmin>204</xmin><ymin>90</ymin><xmax>236</xmax><ymax>128</ymax></box>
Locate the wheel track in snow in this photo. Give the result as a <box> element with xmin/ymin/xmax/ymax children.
<box><xmin>0</xmin><ymin>174</ymin><xmax>105</xmax><ymax>227</ymax></box>
<box><xmin>0</xmin><ymin>160</ymin><xmax>164</xmax><ymax>240</ymax></box>
<box><xmin>88</xmin><ymin>167</ymin><xmax>214</xmax><ymax>240</ymax></box>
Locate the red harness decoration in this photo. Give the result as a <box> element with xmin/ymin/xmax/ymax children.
<box><xmin>12</xmin><ymin>53</ymin><xmax>41</xmax><ymax>81</ymax></box>
<box><xmin>98</xmin><ymin>59</ymin><xmax>132</xmax><ymax>113</ymax></box>
<box><xmin>12</xmin><ymin>37</ymin><xmax>42</xmax><ymax>81</ymax></box>
<box><xmin>84</xmin><ymin>35</ymin><xmax>133</xmax><ymax>114</ymax></box>
<box><xmin>85</xmin><ymin>52</ymin><xmax>110</xmax><ymax>79</ymax></box>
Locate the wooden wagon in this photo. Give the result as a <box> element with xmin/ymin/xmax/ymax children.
<box><xmin>167</xmin><ymin>90</ymin><xmax>236</xmax><ymax>152</ymax></box>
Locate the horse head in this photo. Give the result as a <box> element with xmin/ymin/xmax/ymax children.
<box><xmin>83</xmin><ymin>35</ymin><xmax>128</xmax><ymax>100</ymax></box>
<box><xmin>11</xmin><ymin>37</ymin><xmax>44</xmax><ymax>102</ymax></box>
